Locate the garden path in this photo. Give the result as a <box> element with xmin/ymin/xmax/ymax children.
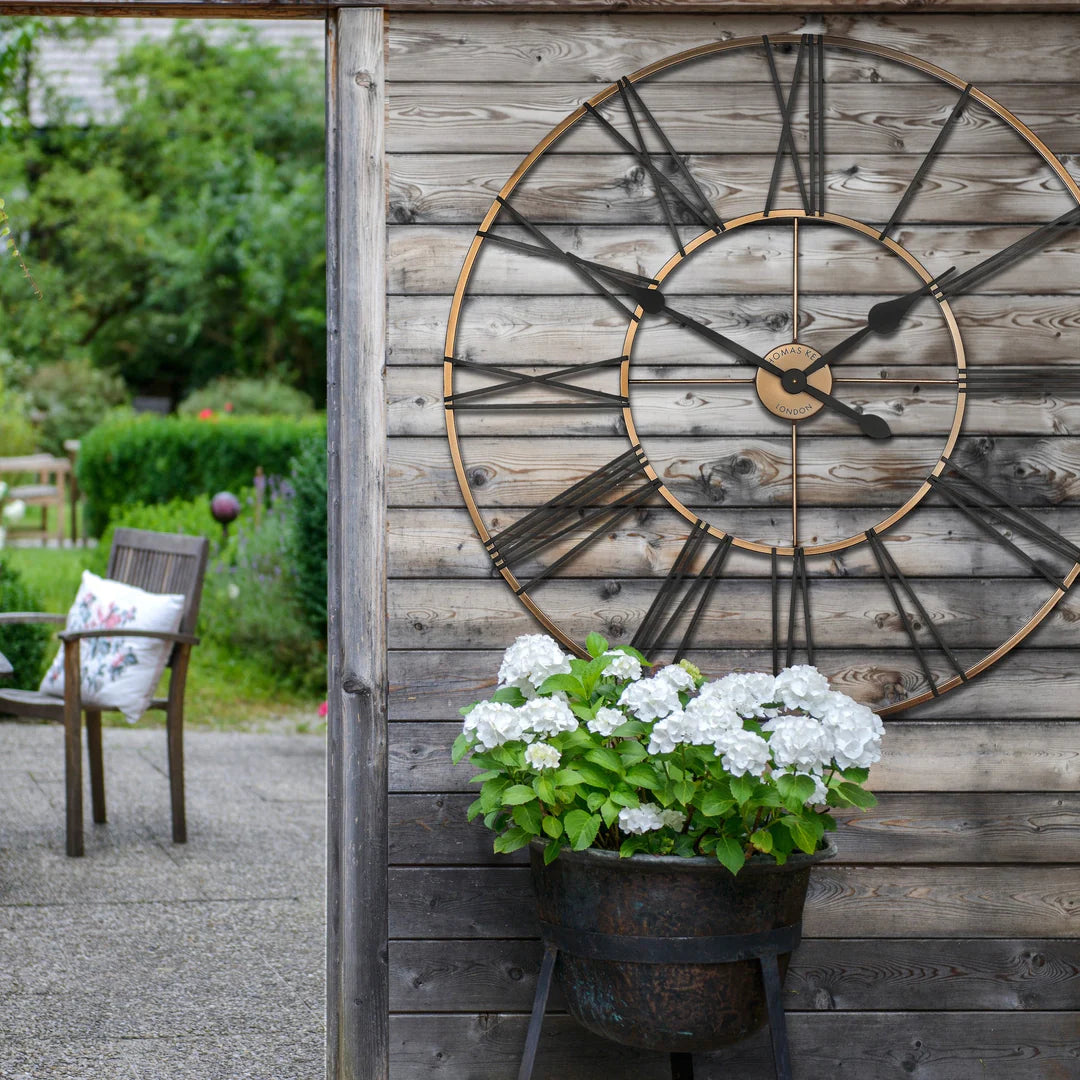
<box><xmin>0</xmin><ymin>723</ymin><xmax>325</xmax><ymax>1079</ymax></box>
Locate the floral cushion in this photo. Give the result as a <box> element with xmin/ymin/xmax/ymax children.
<box><xmin>40</xmin><ymin>571</ymin><xmax>186</xmax><ymax>724</ymax></box>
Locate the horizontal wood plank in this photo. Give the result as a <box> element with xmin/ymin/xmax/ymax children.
<box><xmin>390</xmin><ymin>223</ymin><xmax>1080</xmax><ymax>296</ymax></box>
<box><xmin>388</xmin><ymin>792</ymin><xmax>1080</xmax><ymax>865</ymax></box>
<box><xmin>389</xmin><ymin>153</ymin><xmax>1073</xmax><ymax>225</ymax></box>
<box><xmin>389</xmin><ymin>13</ymin><xmax>1080</xmax><ymax>84</ymax></box>
<box><xmin>389</xmin><ymin>506</ymin><xmax>1080</xmax><ymax>578</ymax></box>
<box><xmin>387</xmin><ymin>721</ymin><xmax>1080</xmax><ymax>793</ymax></box>
<box><xmin>388</xmin><ymin>82</ymin><xmax>1080</xmax><ymax>155</ymax></box>
<box><xmin>390</xmin><ymin>1010</ymin><xmax>1080</xmax><ymax>1079</ymax></box>
<box><xmin>389</xmin><ymin>936</ymin><xmax>1080</xmax><ymax>1011</ymax></box>
<box><xmin>389</xmin><ymin>293</ymin><xmax>1080</xmax><ymax>367</ymax></box>
<box><xmin>388</xmin><ymin>864</ymin><xmax>1080</xmax><ymax>938</ymax></box>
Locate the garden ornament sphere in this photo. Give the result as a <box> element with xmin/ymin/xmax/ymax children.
<box><xmin>210</xmin><ymin>491</ymin><xmax>241</xmax><ymax>525</ymax></box>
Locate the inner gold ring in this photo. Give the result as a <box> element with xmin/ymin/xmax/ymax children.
<box><xmin>619</xmin><ymin>209</ymin><xmax>967</xmax><ymax>557</ymax></box>
<box><xmin>754</xmin><ymin>341</ymin><xmax>832</xmax><ymax>421</ymax></box>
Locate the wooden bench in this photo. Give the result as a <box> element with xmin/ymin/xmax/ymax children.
<box><xmin>0</xmin><ymin>453</ymin><xmax>71</xmax><ymax>544</ymax></box>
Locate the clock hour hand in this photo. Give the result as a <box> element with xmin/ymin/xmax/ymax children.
<box><xmin>802</xmin><ymin>267</ymin><xmax>957</xmax><ymax>378</ymax></box>
<box><xmin>660</xmin><ymin>303</ymin><xmax>891</xmax><ymax>439</ymax></box>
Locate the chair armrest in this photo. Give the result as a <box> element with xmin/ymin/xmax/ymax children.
<box><xmin>58</xmin><ymin>629</ymin><xmax>200</xmax><ymax>646</ymax></box>
<box><xmin>0</xmin><ymin>612</ymin><xmax>67</xmax><ymax>626</ymax></box>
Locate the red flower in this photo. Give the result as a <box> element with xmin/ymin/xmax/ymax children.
<box><xmin>198</xmin><ymin>407</ymin><xmax>215</xmax><ymax>420</ymax></box>
<box><xmin>318</xmin><ymin>700</ymin><xmax>328</xmax><ymax>718</ymax></box>
<box><xmin>224</xmin><ymin>401</ymin><xmax>234</xmax><ymax>413</ymax></box>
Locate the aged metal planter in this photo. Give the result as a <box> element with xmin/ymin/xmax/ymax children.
<box><xmin>521</xmin><ymin>839</ymin><xmax>834</xmax><ymax>1077</ymax></box>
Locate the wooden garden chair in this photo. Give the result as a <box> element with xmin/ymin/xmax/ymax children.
<box><xmin>0</xmin><ymin>529</ymin><xmax>209</xmax><ymax>856</ymax></box>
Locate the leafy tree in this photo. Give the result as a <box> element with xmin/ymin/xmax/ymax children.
<box><xmin>0</xmin><ymin>22</ymin><xmax>325</xmax><ymax>404</ymax></box>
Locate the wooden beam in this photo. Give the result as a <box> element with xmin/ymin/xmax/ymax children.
<box><xmin>325</xmin><ymin>8</ymin><xmax>388</xmax><ymax>1080</ymax></box>
<box><xmin>6</xmin><ymin>0</ymin><xmax>1080</xmax><ymax>15</ymax></box>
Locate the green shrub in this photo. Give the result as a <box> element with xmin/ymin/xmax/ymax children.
<box><xmin>0</xmin><ymin>555</ymin><xmax>51</xmax><ymax>690</ymax></box>
<box><xmin>77</xmin><ymin>413</ymin><xmax>325</xmax><ymax>536</ymax></box>
<box><xmin>26</xmin><ymin>359</ymin><xmax>130</xmax><ymax>455</ymax></box>
<box><xmin>289</xmin><ymin>437</ymin><xmax>327</xmax><ymax>638</ymax></box>
<box><xmin>0</xmin><ymin>371</ymin><xmax>36</xmax><ymax>457</ymax></box>
<box><xmin>178</xmin><ymin>376</ymin><xmax>314</xmax><ymax>420</ymax></box>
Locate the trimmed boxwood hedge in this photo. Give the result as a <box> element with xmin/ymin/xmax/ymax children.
<box><xmin>78</xmin><ymin>414</ymin><xmax>326</xmax><ymax>537</ymax></box>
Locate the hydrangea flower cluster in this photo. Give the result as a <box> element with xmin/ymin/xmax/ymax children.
<box><xmin>455</xmin><ymin>633</ymin><xmax>882</xmax><ymax>875</ymax></box>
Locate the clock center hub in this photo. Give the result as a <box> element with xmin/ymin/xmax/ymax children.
<box><xmin>754</xmin><ymin>341</ymin><xmax>833</xmax><ymax>422</ymax></box>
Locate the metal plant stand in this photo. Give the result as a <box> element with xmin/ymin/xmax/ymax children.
<box><xmin>516</xmin><ymin>922</ymin><xmax>800</xmax><ymax>1080</ymax></box>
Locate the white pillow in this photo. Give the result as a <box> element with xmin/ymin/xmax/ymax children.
<box><xmin>40</xmin><ymin>570</ymin><xmax>186</xmax><ymax>724</ymax></box>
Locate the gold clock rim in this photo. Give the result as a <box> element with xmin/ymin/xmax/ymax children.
<box><xmin>618</xmin><ymin>208</ymin><xmax>967</xmax><ymax>557</ymax></box>
<box><xmin>442</xmin><ymin>33</ymin><xmax>1080</xmax><ymax>710</ymax></box>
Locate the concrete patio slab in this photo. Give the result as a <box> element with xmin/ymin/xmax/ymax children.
<box><xmin>0</xmin><ymin>722</ymin><xmax>326</xmax><ymax>1080</ymax></box>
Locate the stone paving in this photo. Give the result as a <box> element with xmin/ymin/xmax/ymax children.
<box><xmin>0</xmin><ymin>722</ymin><xmax>325</xmax><ymax>1080</ymax></box>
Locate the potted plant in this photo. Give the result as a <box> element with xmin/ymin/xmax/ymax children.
<box><xmin>453</xmin><ymin>633</ymin><xmax>883</xmax><ymax>1065</ymax></box>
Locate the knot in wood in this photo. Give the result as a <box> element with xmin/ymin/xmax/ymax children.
<box><xmin>342</xmin><ymin>675</ymin><xmax>373</xmax><ymax>698</ymax></box>
<box><xmin>354</xmin><ymin>70</ymin><xmax>373</xmax><ymax>89</ymax></box>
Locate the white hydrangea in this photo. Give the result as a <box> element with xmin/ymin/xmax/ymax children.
<box><xmin>587</xmin><ymin>706</ymin><xmax>625</xmax><ymax>737</ymax></box>
<box><xmin>647</xmin><ymin>709</ymin><xmax>686</xmax><ymax>754</ymax></box>
<box><xmin>519</xmin><ymin>694</ymin><xmax>578</xmax><ymax>737</ymax></box>
<box><xmin>654</xmin><ymin>664</ymin><xmax>696</xmax><ymax>693</ymax></box>
<box><xmin>619</xmin><ymin>675</ymin><xmax>681</xmax><ymax>722</ymax></box>
<box><xmin>497</xmin><ymin>634</ymin><xmax>572</xmax><ymax>692</ymax></box>
<box><xmin>659</xmin><ymin>808</ymin><xmax>687</xmax><ymax>831</ymax></box>
<box><xmin>524</xmin><ymin>741</ymin><xmax>562</xmax><ymax>770</ymax></box>
<box><xmin>713</xmin><ymin>727</ymin><xmax>771</xmax><ymax>778</ymax></box>
<box><xmin>764</xmin><ymin>713</ymin><xmax>830</xmax><ymax>771</ymax></box>
<box><xmin>464</xmin><ymin>701</ymin><xmax>528</xmax><ymax>750</ymax></box>
<box><xmin>618</xmin><ymin>804</ymin><xmax>666</xmax><ymax>834</ymax></box>
<box><xmin>794</xmin><ymin>771</ymin><xmax>829</xmax><ymax>806</ymax></box>
<box><xmin>818</xmin><ymin>691</ymin><xmax>884</xmax><ymax>770</ymax></box>
<box><xmin>602</xmin><ymin>651</ymin><xmax>643</xmax><ymax>683</ymax></box>
<box><xmin>682</xmin><ymin>694</ymin><xmax>741</xmax><ymax>745</ymax></box>
<box><xmin>773</xmin><ymin>665</ymin><xmax>832</xmax><ymax>713</ymax></box>
<box><xmin>702</xmin><ymin>671</ymin><xmax>778</xmax><ymax>718</ymax></box>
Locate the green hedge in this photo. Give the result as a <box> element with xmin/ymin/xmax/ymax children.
<box><xmin>78</xmin><ymin>414</ymin><xmax>325</xmax><ymax>536</ymax></box>
<box><xmin>0</xmin><ymin>556</ymin><xmax>51</xmax><ymax>690</ymax></box>
<box><xmin>289</xmin><ymin>437</ymin><xmax>327</xmax><ymax>638</ymax></box>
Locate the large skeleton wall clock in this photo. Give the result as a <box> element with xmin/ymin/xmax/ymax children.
<box><xmin>443</xmin><ymin>33</ymin><xmax>1080</xmax><ymax>715</ymax></box>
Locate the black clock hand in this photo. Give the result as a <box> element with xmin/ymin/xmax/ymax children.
<box><xmin>660</xmin><ymin>302</ymin><xmax>891</xmax><ymax>439</ymax></box>
<box><xmin>802</xmin><ymin>267</ymin><xmax>957</xmax><ymax>378</ymax></box>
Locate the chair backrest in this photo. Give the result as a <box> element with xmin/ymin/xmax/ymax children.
<box><xmin>106</xmin><ymin>528</ymin><xmax>210</xmax><ymax>638</ymax></box>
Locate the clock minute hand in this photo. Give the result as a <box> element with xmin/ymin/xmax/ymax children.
<box><xmin>802</xmin><ymin>267</ymin><xmax>957</xmax><ymax>378</ymax></box>
<box><xmin>660</xmin><ymin>303</ymin><xmax>891</xmax><ymax>439</ymax></box>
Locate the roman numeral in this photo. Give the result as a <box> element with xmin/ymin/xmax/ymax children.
<box><xmin>880</xmin><ymin>84</ymin><xmax>972</xmax><ymax>241</ymax></box>
<box><xmin>583</xmin><ymin>77</ymin><xmax>723</xmax><ymax>253</ymax></box>
<box><xmin>487</xmin><ymin>445</ymin><xmax>660</xmax><ymax>593</ymax></box>
<box><xmin>445</xmin><ymin>355</ymin><xmax>628</xmax><ymax>411</ymax></box>
<box><xmin>959</xmin><ymin>367</ymin><xmax>1080</xmax><ymax>397</ymax></box>
<box><xmin>632</xmin><ymin>521</ymin><xmax>733</xmax><ymax>659</ymax></box>
<box><xmin>763</xmin><ymin>34</ymin><xmax>825</xmax><ymax>217</ymax></box>
<box><xmin>481</xmin><ymin>197</ymin><xmax>665</xmax><ymax>317</ymax></box>
<box><xmin>865</xmin><ymin>527</ymin><xmax>967</xmax><ymax>697</ymax></box>
<box><xmin>771</xmin><ymin>546</ymin><xmax>815</xmax><ymax>673</ymax></box>
<box><xmin>928</xmin><ymin>457</ymin><xmax>1080</xmax><ymax>589</ymax></box>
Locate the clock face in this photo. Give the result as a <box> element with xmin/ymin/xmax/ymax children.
<box><xmin>443</xmin><ymin>33</ymin><xmax>1080</xmax><ymax>715</ymax></box>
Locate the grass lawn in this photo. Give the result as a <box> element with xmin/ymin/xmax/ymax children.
<box><xmin>3</xmin><ymin>545</ymin><xmax>325</xmax><ymax>732</ymax></box>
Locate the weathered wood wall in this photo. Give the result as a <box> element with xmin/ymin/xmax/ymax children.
<box><xmin>386</xmin><ymin>12</ymin><xmax>1080</xmax><ymax>1077</ymax></box>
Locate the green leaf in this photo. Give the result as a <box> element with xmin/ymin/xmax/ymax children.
<box><xmin>466</xmin><ymin>797</ymin><xmax>484</xmax><ymax>822</ymax></box>
<box><xmin>730</xmin><ymin>775</ymin><xmax>755</xmax><ymax>806</ymax></box>
<box><xmin>673</xmin><ymin>780</ymin><xmax>695</xmax><ymax>805</ymax></box>
<box><xmin>600</xmin><ymin>799</ymin><xmax>620</xmax><ymax>827</ymax></box>
<box><xmin>624</xmin><ymin>763</ymin><xmax>663</xmax><ymax>791</ymax></box>
<box><xmin>699</xmin><ymin>788</ymin><xmax>735</xmax><ymax>817</ymax></box>
<box><xmin>502</xmin><ymin>784</ymin><xmax>539</xmax><ymax>806</ymax></box>
<box><xmin>479</xmin><ymin>778</ymin><xmax>510</xmax><ymax>813</ymax></box>
<box><xmin>586</xmin><ymin>791</ymin><xmax>606</xmax><ymax>812</ymax></box>
<box><xmin>553</xmin><ymin>769</ymin><xmax>585</xmax><ymax>788</ymax></box>
<box><xmin>543</xmin><ymin>837</ymin><xmax>562</xmax><ymax>864</ymax></box>
<box><xmin>782</xmin><ymin>813</ymin><xmax>825</xmax><ymax>854</ymax></box>
<box><xmin>608</xmin><ymin>787</ymin><xmax>639</xmax><ymax>808</ymax></box>
<box><xmin>619</xmin><ymin>836</ymin><xmax>648</xmax><ymax>858</ymax></box>
<box><xmin>835</xmin><ymin>782</ymin><xmax>877</xmax><ymax>809</ymax></box>
<box><xmin>469</xmin><ymin>770</ymin><xmax>501</xmax><ymax>784</ymax></box>
<box><xmin>512</xmin><ymin>801</ymin><xmax>543</xmax><ymax>835</ymax></box>
<box><xmin>537</xmin><ymin>674</ymin><xmax>586</xmax><ymax>698</ymax></box>
<box><xmin>611</xmin><ymin>720</ymin><xmax>649</xmax><ymax>738</ymax></box>
<box><xmin>542</xmin><ymin>816</ymin><xmax>564</xmax><ymax>839</ymax></box>
<box><xmin>491</xmin><ymin>686</ymin><xmax>527</xmax><ymax>706</ymax></box>
<box><xmin>714</xmin><ymin>837</ymin><xmax>746</xmax><ymax>875</ymax></box>
<box><xmin>451</xmin><ymin>732</ymin><xmax>470</xmax><ymax>765</ymax></box>
<box><xmin>569</xmin><ymin>761</ymin><xmax>614</xmax><ymax>789</ymax></box>
<box><xmin>750</xmin><ymin>828</ymin><xmax>774</xmax><ymax>854</ymax></box>
<box><xmin>586</xmin><ymin>631</ymin><xmax>610</xmax><ymax>658</ymax></box>
<box><xmin>841</xmin><ymin>767</ymin><xmax>870</xmax><ymax>784</ymax></box>
<box><xmin>585</xmin><ymin>747</ymin><xmax>625</xmax><ymax>775</ymax></box>
<box><xmin>493</xmin><ymin>827</ymin><xmax>533</xmax><ymax>854</ymax></box>
<box><xmin>533</xmin><ymin>775</ymin><xmax>556</xmax><ymax>804</ymax></box>
<box><xmin>776</xmin><ymin>773</ymin><xmax>817</xmax><ymax>805</ymax></box>
<box><xmin>616</xmin><ymin>740</ymin><xmax>648</xmax><ymax>765</ymax></box>
<box><xmin>564</xmin><ymin>809</ymin><xmax>602</xmax><ymax>851</ymax></box>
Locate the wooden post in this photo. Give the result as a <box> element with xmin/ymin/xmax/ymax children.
<box><xmin>325</xmin><ymin>8</ymin><xmax>389</xmax><ymax>1080</ymax></box>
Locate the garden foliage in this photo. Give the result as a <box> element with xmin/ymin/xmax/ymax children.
<box><xmin>288</xmin><ymin>438</ymin><xmax>327</xmax><ymax>638</ymax></box>
<box><xmin>0</xmin><ymin>554</ymin><xmax>50</xmax><ymax>688</ymax></box>
<box><xmin>77</xmin><ymin>413</ymin><xmax>325</xmax><ymax>536</ymax></box>
<box><xmin>178</xmin><ymin>376</ymin><xmax>314</xmax><ymax>420</ymax></box>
